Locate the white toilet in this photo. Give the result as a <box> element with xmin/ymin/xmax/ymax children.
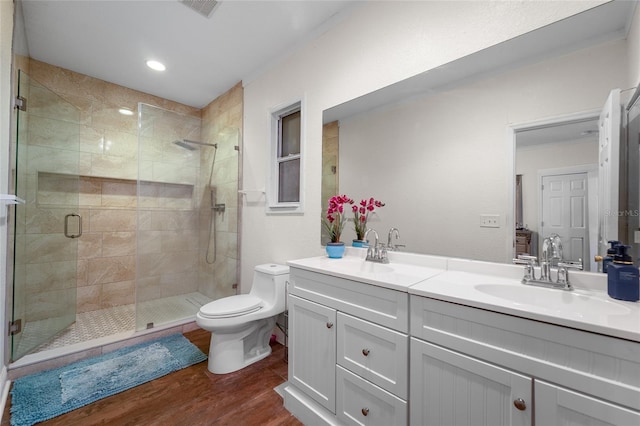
<box><xmin>196</xmin><ymin>263</ymin><xmax>289</xmax><ymax>374</ymax></box>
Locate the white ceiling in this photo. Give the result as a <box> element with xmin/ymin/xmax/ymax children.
<box><xmin>18</xmin><ymin>0</ymin><xmax>356</xmax><ymax>108</ymax></box>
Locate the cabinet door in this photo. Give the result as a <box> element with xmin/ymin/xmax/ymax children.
<box><xmin>410</xmin><ymin>338</ymin><xmax>532</xmax><ymax>426</ymax></box>
<box><xmin>535</xmin><ymin>380</ymin><xmax>640</xmax><ymax>426</ymax></box>
<box><xmin>288</xmin><ymin>294</ymin><xmax>337</xmax><ymax>413</ymax></box>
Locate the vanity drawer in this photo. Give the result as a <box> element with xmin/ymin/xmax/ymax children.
<box><xmin>289</xmin><ymin>268</ymin><xmax>409</xmax><ymax>332</ymax></box>
<box><xmin>337</xmin><ymin>312</ymin><xmax>408</xmax><ymax>399</ymax></box>
<box><xmin>336</xmin><ymin>365</ymin><xmax>407</xmax><ymax>426</ymax></box>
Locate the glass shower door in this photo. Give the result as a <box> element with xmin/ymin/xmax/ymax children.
<box><xmin>11</xmin><ymin>71</ymin><xmax>81</xmax><ymax>361</ymax></box>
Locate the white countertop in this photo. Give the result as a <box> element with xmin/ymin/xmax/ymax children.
<box><xmin>287</xmin><ymin>249</ymin><xmax>446</xmax><ymax>291</ymax></box>
<box><xmin>409</xmin><ymin>270</ymin><xmax>640</xmax><ymax>342</ymax></box>
<box><xmin>287</xmin><ymin>250</ymin><xmax>640</xmax><ymax>343</ymax></box>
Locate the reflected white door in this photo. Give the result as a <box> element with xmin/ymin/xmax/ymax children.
<box><xmin>541</xmin><ymin>173</ymin><xmax>589</xmax><ymax>266</ymax></box>
<box><xmin>598</xmin><ymin>88</ymin><xmax>621</xmax><ymax>256</ymax></box>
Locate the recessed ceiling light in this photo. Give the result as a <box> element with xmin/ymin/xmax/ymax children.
<box><xmin>146</xmin><ymin>60</ymin><xmax>166</xmax><ymax>71</ymax></box>
<box><xmin>118</xmin><ymin>108</ymin><xmax>134</xmax><ymax>116</ymax></box>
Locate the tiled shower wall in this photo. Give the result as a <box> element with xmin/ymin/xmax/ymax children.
<box><xmin>19</xmin><ymin>60</ymin><xmax>240</xmax><ymax>319</ymax></box>
<box><xmin>321</xmin><ymin>121</ymin><xmax>339</xmax><ymax>245</ymax></box>
<box><xmin>198</xmin><ymin>82</ymin><xmax>242</xmax><ymax>300</ymax></box>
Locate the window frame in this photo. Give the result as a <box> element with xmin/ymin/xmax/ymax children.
<box><xmin>267</xmin><ymin>99</ymin><xmax>304</xmax><ymax>214</ymax></box>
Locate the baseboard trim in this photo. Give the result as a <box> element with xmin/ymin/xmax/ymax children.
<box><xmin>283</xmin><ymin>384</ymin><xmax>340</xmax><ymax>426</ymax></box>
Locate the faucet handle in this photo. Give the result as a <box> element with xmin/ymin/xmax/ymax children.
<box><xmin>556</xmin><ymin>259</ymin><xmax>581</xmax><ymax>289</ymax></box>
<box><xmin>515</xmin><ymin>254</ymin><xmax>538</xmax><ymax>265</ymax></box>
<box><xmin>513</xmin><ymin>255</ymin><xmax>537</xmax><ymax>282</ymax></box>
<box><xmin>377</xmin><ymin>244</ymin><xmax>389</xmax><ymax>264</ymax></box>
<box><xmin>558</xmin><ymin>260</ymin><xmax>583</xmax><ymax>270</ymax></box>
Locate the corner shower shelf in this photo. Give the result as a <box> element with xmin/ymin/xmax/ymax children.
<box><xmin>0</xmin><ymin>194</ymin><xmax>26</xmax><ymax>205</ymax></box>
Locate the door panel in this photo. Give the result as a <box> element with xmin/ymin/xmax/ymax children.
<box><xmin>11</xmin><ymin>71</ymin><xmax>80</xmax><ymax>361</ymax></box>
<box><xmin>288</xmin><ymin>294</ymin><xmax>337</xmax><ymax>412</ymax></box>
<box><xmin>410</xmin><ymin>338</ymin><xmax>532</xmax><ymax>426</ymax></box>
<box><xmin>541</xmin><ymin>172</ymin><xmax>589</xmax><ymax>267</ymax></box>
<box><xmin>598</xmin><ymin>88</ymin><xmax>621</xmax><ymax>256</ymax></box>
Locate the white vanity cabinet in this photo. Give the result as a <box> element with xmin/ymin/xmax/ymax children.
<box><xmin>410</xmin><ymin>294</ymin><xmax>640</xmax><ymax>426</ymax></box>
<box><xmin>285</xmin><ymin>267</ymin><xmax>409</xmax><ymax>426</ymax></box>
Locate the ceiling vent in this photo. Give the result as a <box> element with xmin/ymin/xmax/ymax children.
<box><xmin>179</xmin><ymin>0</ymin><xmax>220</xmax><ymax>18</ymax></box>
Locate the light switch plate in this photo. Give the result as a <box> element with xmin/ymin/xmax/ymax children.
<box><xmin>480</xmin><ymin>214</ymin><xmax>500</xmax><ymax>228</ymax></box>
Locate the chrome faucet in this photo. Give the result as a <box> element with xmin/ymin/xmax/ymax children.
<box><xmin>540</xmin><ymin>234</ymin><xmax>563</xmax><ymax>281</ymax></box>
<box><xmin>386</xmin><ymin>227</ymin><xmax>405</xmax><ymax>251</ymax></box>
<box><xmin>364</xmin><ymin>228</ymin><xmax>388</xmax><ymax>263</ymax></box>
<box><xmin>513</xmin><ymin>234</ymin><xmax>580</xmax><ymax>290</ymax></box>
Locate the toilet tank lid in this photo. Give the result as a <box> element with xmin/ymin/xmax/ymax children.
<box><xmin>255</xmin><ymin>264</ymin><xmax>289</xmax><ymax>275</ymax></box>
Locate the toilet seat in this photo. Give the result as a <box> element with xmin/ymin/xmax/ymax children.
<box><xmin>199</xmin><ymin>294</ymin><xmax>263</xmax><ymax>319</ymax></box>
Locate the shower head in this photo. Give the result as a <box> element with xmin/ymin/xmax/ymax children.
<box><xmin>173</xmin><ymin>139</ymin><xmax>218</xmax><ymax>150</ymax></box>
<box><xmin>173</xmin><ymin>140</ymin><xmax>197</xmax><ymax>151</ymax></box>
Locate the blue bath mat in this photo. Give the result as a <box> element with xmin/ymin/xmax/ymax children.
<box><xmin>10</xmin><ymin>334</ymin><xmax>207</xmax><ymax>426</ymax></box>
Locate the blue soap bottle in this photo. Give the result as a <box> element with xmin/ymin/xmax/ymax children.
<box><xmin>607</xmin><ymin>245</ymin><xmax>639</xmax><ymax>302</ymax></box>
<box><xmin>603</xmin><ymin>240</ymin><xmax>621</xmax><ymax>273</ymax></box>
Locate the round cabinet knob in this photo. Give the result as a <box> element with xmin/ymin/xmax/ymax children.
<box><xmin>361</xmin><ymin>408</ymin><xmax>369</xmax><ymax>416</ymax></box>
<box><xmin>513</xmin><ymin>398</ymin><xmax>527</xmax><ymax>411</ymax></box>
<box><xmin>326</xmin><ymin>322</ymin><xmax>333</xmax><ymax>329</ymax></box>
<box><xmin>362</xmin><ymin>348</ymin><xmax>370</xmax><ymax>356</ymax></box>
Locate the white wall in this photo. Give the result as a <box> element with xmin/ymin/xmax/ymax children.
<box><xmin>241</xmin><ymin>1</ymin><xmax>606</xmax><ymax>289</ymax></box>
<box><xmin>628</xmin><ymin>3</ymin><xmax>640</xmax><ymax>88</ymax></box>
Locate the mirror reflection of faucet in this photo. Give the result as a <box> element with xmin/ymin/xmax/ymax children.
<box><xmin>386</xmin><ymin>227</ymin><xmax>406</xmax><ymax>251</ymax></box>
<box><xmin>512</xmin><ymin>234</ymin><xmax>582</xmax><ymax>290</ymax></box>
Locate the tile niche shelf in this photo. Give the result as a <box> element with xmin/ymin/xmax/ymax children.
<box><xmin>36</xmin><ymin>172</ymin><xmax>196</xmax><ymax>211</ymax></box>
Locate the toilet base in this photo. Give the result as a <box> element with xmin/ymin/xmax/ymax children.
<box><xmin>207</xmin><ymin>317</ymin><xmax>276</xmax><ymax>374</ymax></box>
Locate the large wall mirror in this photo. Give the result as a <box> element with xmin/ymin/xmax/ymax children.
<box><xmin>322</xmin><ymin>1</ymin><xmax>640</xmax><ymax>269</ymax></box>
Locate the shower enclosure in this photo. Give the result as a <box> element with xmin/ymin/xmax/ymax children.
<box><xmin>9</xmin><ymin>72</ymin><xmax>240</xmax><ymax>362</ymax></box>
<box><xmin>11</xmin><ymin>71</ymin><xmax>81</xmax><ymax>360</ymax></box>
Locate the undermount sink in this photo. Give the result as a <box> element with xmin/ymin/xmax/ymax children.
<box><xmin>474</xmin><ymin>284</ymin><xmax>632</xmax><ymax>316</ymax></box>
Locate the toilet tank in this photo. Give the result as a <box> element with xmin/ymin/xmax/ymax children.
<box><xmin>250</xmin><ymin>264</ymin><xmax>289</xmax><ymax>309</ymax></box>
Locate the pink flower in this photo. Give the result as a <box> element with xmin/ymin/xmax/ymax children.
<box><xmin>352</xmin><ymin>197</ymin><xmax>385</xmax><ymax>240</ymax></box>
<box><xmin>323</xmin><ymin>194</ymin><xmax>354</xmax><ymax>243</ymax></box>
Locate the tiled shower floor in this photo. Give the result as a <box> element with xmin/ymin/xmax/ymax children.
<box><xmin>17</xmin><ymin>292</ymin><xmax>212</xmax><ymax>355</ymax></box>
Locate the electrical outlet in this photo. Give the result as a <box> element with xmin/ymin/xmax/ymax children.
<box><xmin>480</xmin><ymin>214</ymin><xmax>500</xmax><ymax>228</ymax></box>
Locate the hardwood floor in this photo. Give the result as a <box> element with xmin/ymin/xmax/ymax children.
<box><xmin>2</xmin><ymin>328</ymin><xmax>302</xmax><ymax>426</ymax></box>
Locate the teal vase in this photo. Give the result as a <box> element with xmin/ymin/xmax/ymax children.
<box><xmin>326</xmin><ymin>242</ymin><xmax>345</xmax><ymax>258</ymax></box>
<box><xmin>352</xmin><ymin>239</ymin><xmax>369</xmax><ymax>248</ymax></box>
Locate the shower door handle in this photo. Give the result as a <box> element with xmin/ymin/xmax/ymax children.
<box><xmin>64</xmin><ymin>213</ymin><xmax>82</xmax><ymax>239</ymax></box>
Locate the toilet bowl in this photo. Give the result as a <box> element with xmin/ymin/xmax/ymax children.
<box><xmin>196</xmin><ymin>263</ymin><xmax>289</xmax><ymax>374</ymax></box>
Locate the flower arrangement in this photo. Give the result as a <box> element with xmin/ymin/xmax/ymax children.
<box><xmin>322</xmin><ymin>194</ymin><xmax>354</xmax><ymax>243</ymax></box>
<box><xmin>352</xmin><ymin>197</ymin><xmax>385</xmax><ymax>241</ymax></box>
